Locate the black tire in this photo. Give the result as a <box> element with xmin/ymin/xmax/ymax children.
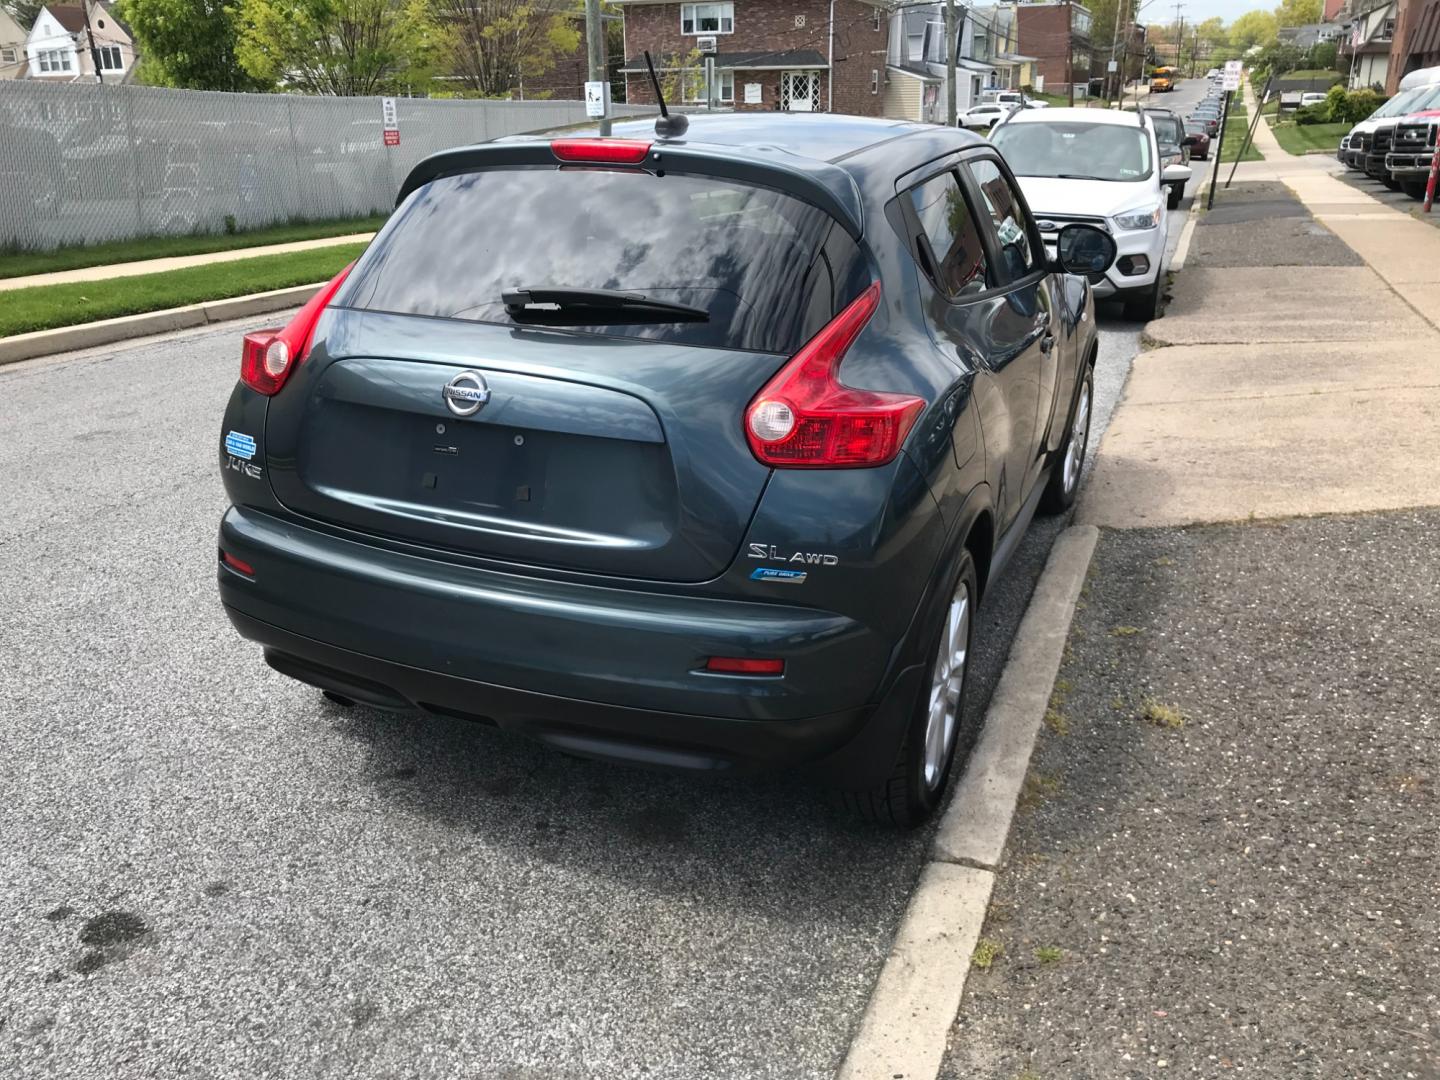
<box><xmin>1383</xmin><ymin>173</ymin><xmax>1401</xmax><ymax>191</ymax></box>
<box><xmin>1123</xmin><ymin>272</ymin><xmax>1164</xmax><ymax>322</ymax></box>
<box><xmin>322</xmin><ymin>690</ymin><xmax>355</xmax><ymax>707</ymax></box>
<box><xmin>1167</xmin><ymin>184</ymin><xmax>1183</xmax><ymax>211</ymax></box>
<box><xmin>1039</xmin><ymin>365</ymin><xmax>1094</xmax><ymax>515</ymax></box>
<box><xmin>1402</xmin><ymin>181</ymin><xmax>1428</xmax><ymax>200</ymax></box>
<box><xmin>841</xmin><ymin>551</ymin><xmax>979</xmax><ymax>828</ymax></box>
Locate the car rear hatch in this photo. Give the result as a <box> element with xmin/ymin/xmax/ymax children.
<box><xmin>262</xmin><ymin>140</ymin><xmax>862</xmax><ymax>583</ymax></box>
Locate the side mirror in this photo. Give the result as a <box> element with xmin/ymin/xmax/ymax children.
<box><xmin>1162</xmin><ymin>163</ymin><xmax>1192</xmax><ymax>183</ymax></box>
<box><xmin>1052</xmin><ymin>223</ymin><xmax>1116</xmax><ymax>279</ymax></box>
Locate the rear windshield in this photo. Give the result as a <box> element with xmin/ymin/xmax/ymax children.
<box><xmin>1150</xmin><ymin>114</ymin><xmax>1183</xmax><ymax>146</ymax></box>
<box><xmin>341</xmin><ymin>168</ymin><xmax>840</xmax><ymax>354</ymax></box>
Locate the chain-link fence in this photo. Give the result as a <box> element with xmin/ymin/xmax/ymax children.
<box><xmin>0</xmin><ymin>82</ymin><xmax>653</xmax><ymax>252</ymax></box>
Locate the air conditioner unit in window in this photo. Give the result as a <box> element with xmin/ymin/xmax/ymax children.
<box><xmin>697</xmin><ymin>35</ymin><xmax>717</xmax><ymax>53</ymax></box>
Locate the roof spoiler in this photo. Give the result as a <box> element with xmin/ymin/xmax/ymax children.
<box><xmin>396</xmin><ymin>142</ymin><xmax>866</xmax><ymax>240</ymax></box>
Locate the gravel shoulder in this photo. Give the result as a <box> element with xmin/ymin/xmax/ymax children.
<box><xmin>943</xmin><ymin>511</ymin><xmax>1440</xmax><ymax>1079</ymax></box>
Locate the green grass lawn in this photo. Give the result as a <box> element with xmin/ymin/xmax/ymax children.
<box><xmin>1280</xmin><ymin>69</ymin><xmax>1343</xmax><ymax>83</ymax></box>
<box><xmin>1216</xmin><ymin>102</ymin><xmax>1264</xmax><ymax>163</ymax></box>
<box><xmin>0</xmin><ymin>243</ymin><xmax>367</xmax><ymax>338</ymax></box>
<box><xmin>1269</xmin><ymin>119</ymin><xmax>1350</xmax><ymax>155</ymax></box>
<box><xmin>1</xmin><ymin>214</ymin><xmax>386</xmax><ymax>281</ymax></box>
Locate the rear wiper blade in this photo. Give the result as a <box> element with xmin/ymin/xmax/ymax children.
<box><xmin>501</xmin><ymin>286</ymin><xmax>708</xmax><ymax>322</ymax></box>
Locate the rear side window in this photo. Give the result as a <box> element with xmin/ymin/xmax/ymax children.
<box><xmin>1151</xmin><ymin>114</ymin><xmax>1182</xmax><ymax>145</ymax></box>
<box><xmin>907</xmin><ymin>171</ymin><xmax>988</xmax><ymax>297</ymax></box>
<box><xmin>342</xmin><ymin>168</ymin><xmax>839</xmax><ymax>354</ymax></box>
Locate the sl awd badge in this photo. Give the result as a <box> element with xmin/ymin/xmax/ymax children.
<box><xmin>442</xmin><ymin>370</ymin><xmax>490</xmax><ymax>417</ymax></box>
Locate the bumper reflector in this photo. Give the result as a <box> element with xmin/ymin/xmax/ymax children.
<box><xmin>220</xmin><ymin>550</ymin><xmax>254</xmax><ymax>576</ymax></box>
<box><xmin>705</xmin><ymin>657</ymin><xmax>785</xmax><ymax>676</ymax></box>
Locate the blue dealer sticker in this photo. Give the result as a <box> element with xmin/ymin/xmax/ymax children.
<box><xmin>225</xmin><ymin>431</ymin><xmax>257</xmax><ymax>460</ymax></box>
<box><xmin>750</xmin><ymin>567</ymin><xmax>808</xmax><ymax>584</ymax></box>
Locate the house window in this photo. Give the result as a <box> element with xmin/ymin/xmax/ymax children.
<box><xmin>99</xmin><ymin>45</ymin><xmax>123</xmax><ymax>70</ymax></box>
<box><xmin>38</xmin><ymin>49</ymin><xmax>73</xmax><ymax>72</ymax></box>
<box><xmin>1381</xmin><ymin>17</ymin><xmax>1396</xmax><ymax>38</ymax></box>
<box><xmin>874</xmin><ymin>8</ymin><xmax>881</xmax><ymax>31</ymax></box>
<box><xmin>1</xmin><ymin>47</ymin><xmax>16</xmax><ymax>64</ymax></box>
<box><xmin>681</xmin><ymin>2</ymin><xmax>734</xmax><ymax>35</ymax></box>
<box><xmin>871</xmin><ymin>69</ymin><xmax>879</xmax><ymax>94</ymax></box>
<box><xmin>685</xmin><ymin>68</ymin><xmax>735</xmax><ymax>102</ymax></box>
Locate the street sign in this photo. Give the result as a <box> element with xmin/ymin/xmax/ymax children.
<box><xmin>744</xmin><ymin>82</ymin><xmax>762</xmax><ymax>104</ymax></box>
<box><xmin>381</xmin><ymin>96</ymin><xmax>399</xmax><ymax>146</ymax></box>
<box><xmin>1107</xmin><ymin>59</ymin><xmax>1118</xmax><ymax>72</ymax></box>
<box><xmin>1223</xmin><ymin>60</ymin><xmax>1242</xmax><ymax>91</ymax></box>
<box><xmin>584</xmin><ymin>80</ymin><xmax>609</xmax><ymax>119</ymax></box>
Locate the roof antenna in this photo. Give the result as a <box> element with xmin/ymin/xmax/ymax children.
<box><xmin>645</xmin><ymin>50</ymin><xmax>689</xmax><ymax>139</ymax></box>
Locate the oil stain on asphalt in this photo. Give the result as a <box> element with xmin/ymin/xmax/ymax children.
<box><xmin>73</xmin><ymin>910</ymin><xmax>151</xmax><ymax>975</ymax></box>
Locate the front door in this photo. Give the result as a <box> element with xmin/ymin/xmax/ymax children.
<box><xmin>782</xmin><ymin>71</ymin><xmax>819</xmax><ymax>112</ymax></box>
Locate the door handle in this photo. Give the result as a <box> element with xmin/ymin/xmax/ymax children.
<box><xmin>1040</xmin><ymin>333</ymin><xmax>1056</xmax><ymax>354</ymax></box>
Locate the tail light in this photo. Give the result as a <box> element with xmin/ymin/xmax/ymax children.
<box><xmin>240</xmin><ymin>262</ymin><xmax>354</xmax><ymax>396</ymax></box>
<box><xmin>551</xmin><ymin>138</ymin><xmax>651</xmax><ymax>165</ymax></box>
<box><xmin>744</xmin><ymin>282</ymin><xmax>924</xmax><ymax>468</ymax></box>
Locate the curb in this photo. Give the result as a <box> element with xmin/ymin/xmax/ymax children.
<box><xmin>837</xmin><ymin>524</ymin><xmax>1100</xmax><ymax>1080</ymax></box>
<box><xmin>0</xmin><ymin>283</ymin><xmax>322</xmax><ymax>367</ymax></box>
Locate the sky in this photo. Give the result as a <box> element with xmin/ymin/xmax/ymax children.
<box><xmin>1141</xmin><ymin>0</ymin><xmax>1278</xmax><ymax>27</ymax></box>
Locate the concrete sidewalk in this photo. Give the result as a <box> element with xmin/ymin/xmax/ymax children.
<box><xmin>0</xmin><ymin>233</ymin><xmax>374</xmax><ymax>293</ymax></box>
<box><xmin>1079</xmin><ymin>178</ymin><xmax>1440</xmax><ymax>529</ymax></box>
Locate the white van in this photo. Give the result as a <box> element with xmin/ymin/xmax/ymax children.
<box><xmin>1341</xmin><ymin>65</ymin><xmax>1440</xmax><ymax>172</ymax></box>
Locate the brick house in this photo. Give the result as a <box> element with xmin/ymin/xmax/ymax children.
<box><xmin>1015</xmin><ymin>1</ymin><xmax>1093</xmax><ymax>96</ymax></box>
<box><xmin>614</xmin><ymin>0</ymin><xmax>890</xmax><ymax>115</ymax></box>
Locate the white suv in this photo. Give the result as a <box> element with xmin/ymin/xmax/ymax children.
<box><xmin>989</xmin><ymin>107</ymin><xmax>1189</xmax><ymax>321</ymax></box>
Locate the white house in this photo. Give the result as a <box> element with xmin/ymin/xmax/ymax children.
<box><xmin>1341</xmin><ymin>1</ymin><xmax>1396</xmax><ymax>90</ymax></box>
<box><xmin>883</xmin><ymin>3</ymin><xmax>1031</xmax><ymax>123</ymax></box>
<box><xmin>25</xmin><ymin>2</ymin><xmax>135</xmax><ymax>82</ymax></box>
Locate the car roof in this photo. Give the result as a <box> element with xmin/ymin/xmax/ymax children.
<box><xmin>1002</xmin><ymin>107</ymin><xmax>1146</xmax><ymax>128</ymax></box>
<box><xmin>606</xmin><ymin>112</ymin><xmax>946</xmax><ymax>164</ymax></box>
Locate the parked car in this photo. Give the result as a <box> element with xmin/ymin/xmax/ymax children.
<box><xmin>1299</xmin><ymin>92</ymin><xmax>1329</xmax><ymax>109</ymax></box>
<box><xmin>982</xmin><ymin>90</ymin><xmax>1048</xmax><ymax>109</ymax></box>
<box><xmin>1183</xmin><ymin>119</ymin><xmax>1212</xmax><ymax>160</ymax></box>
<box><xmin>960</xmin><ymin>103</ymin><xmax>1014</xmax><ymax>129</ymax></box>
<box><xmin>1343</xmin><ymin>67</ymin><xmax>1440</xmax><ymax>173</ymax></box>
<box><xmin>1132</xmin><ymin>107</ymin><xmax>1190</xmax><ymax>209</ymax></box>
<box><xmin>1385</xmin><ymin>108</ymin><xmax>1440</xmax><ymax>197</ymax></box>
<box><xmin>990</xmin><ymin>107</ymin><xmax>1186</xmax><ymax>321</ymax></box>
<box><xmin>1190</xmin><ymin>112</ymin><xmax>1221</xmax><ymax>138</ymax></box>
<box><xmin>215</xmin><ymin>113</ymin><xmax>1115</xmax><ymax>827</ymax></box>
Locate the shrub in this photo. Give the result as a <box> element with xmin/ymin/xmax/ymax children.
<box><xmin>1295</xmin><ymin>104</ymin><xmax>1329</xmax><ymax>125</ymax></box>
<box><xmin>1325</xmin><ymin>83</ymin><xmax>1347</xmax><ymax>122</ymax></box>
<box><xmin>1342</xmin><ymin>88</ymin><xmax>1384</xmax><ymax>124</ymax></box>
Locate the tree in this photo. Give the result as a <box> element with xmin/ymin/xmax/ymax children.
<box><xmin>1194</xmin><ymin>17</ymin><xmax>1227</xmax><ymax>49</ymax></box>
<box><xmin>116</xmin><ymin>0</ymin><xmax>273</xmax><ymax>91</ymax></box>
<box><xmin>1228</xmin><ymin>9</ymin><xmax>1278</xmax><ymax>49</ymax></box>
<box><xmin>1273</xmin><ymin>0</ymin><xmax>1321</xmax><ymax>28</ymax></box>
<box><xmin>431</xmin><ymin>0</ymin><xmax>580</xmax><ymax>98</ymax></box>
<box><xmin>236</xmin><ymin>0</ymin><xmax>438</xmax><ymax>96</ymax></box>
<box><xmin>3</xmin><ymin>1</ymin><xmax>44</xmax><ymax>29</ymax></box>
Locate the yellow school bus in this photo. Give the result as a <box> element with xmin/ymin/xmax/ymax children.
<box><xmin>1150</xmin><ymin>66</ymin><xmax>1177</xmax><ymax>92</ymax></box>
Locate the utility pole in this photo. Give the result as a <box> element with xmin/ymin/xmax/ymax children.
<box><xmin>1174</xmin><ymin>3</ymin><xmax>1185</xmax><ymax>69</ymax></box>
<box><xmin>945</xmin><ymin>0</ymin><xmax>957</xmax><ymax>126</ymax></box>
<box><xmin>1066</xmin><ymin>0</ymin><xmax>1075</xmax><ymax>106</ymax></box>
<box><xmin>585</xmin><ymin>0</ymin><xmax>611</xmax><ymax>135</ymax></box>
<box><xmin>79</xmin><ymin>0</ymin><xmax>104</xmax><ymax>84</ymax></box>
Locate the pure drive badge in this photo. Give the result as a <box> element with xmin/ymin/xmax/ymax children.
<box><xmin>751</xmin><ymin>568</ymin><xmax>808</xmax><ymax>584</ymax></box>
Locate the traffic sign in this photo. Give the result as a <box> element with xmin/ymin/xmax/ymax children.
<box><xmin>381</xmin><ymin>96</ymin><xmax>399</xmax><ymax>146</ymax></box>
<box><xmin>1222</xmin><ymin>60</ymin><xmax>1242</xmax><ymax>91</ymax></box>
<box><xmin>584</xmin><ymin>80</ymin><xmax>610</xmax><ymax>119</ymax></box>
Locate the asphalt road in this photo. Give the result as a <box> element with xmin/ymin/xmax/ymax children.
<box><xmin>0</xmin><ymin>161</ymin><xmax>1196</xmax><ymax>1076</ymax></box>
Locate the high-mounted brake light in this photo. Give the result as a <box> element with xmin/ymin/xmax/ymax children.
<box><xmin>240</xmin><ymin>262</ymin><xmax>354</xmax><ymax>396</ymax></box>
<box><xmin>551</xmin><ymin>138</ymin><xmax>651</xmax><ymax>165</ymax></box>
<box><xmin>744</xmin><ymin>282</ymin><xmax>924</xmax><ymax>468</ymax></box>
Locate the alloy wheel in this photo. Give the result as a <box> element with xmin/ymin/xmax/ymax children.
<box><xmin>922</xmin><ymin>580</ymin><xmax>971</xmax><ymax>790</ymax></box>
<box><xmin>1063</xmin><ymin>380</ymin><xmax>1091</xmax><ymax>495</ymax></box>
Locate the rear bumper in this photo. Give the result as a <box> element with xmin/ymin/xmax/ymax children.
<box><xmin>218</xmin><ymin>505</ymin><xmax>912</xmax><ymax>781</ymax></box>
